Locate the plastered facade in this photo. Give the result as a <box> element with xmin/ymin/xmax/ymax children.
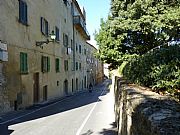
<box><xmin>0</xmin><ymin>0</ymin><xmax>104</xmax><ymax>114</ymax></box>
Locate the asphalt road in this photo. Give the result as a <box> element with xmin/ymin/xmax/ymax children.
<box><xmin>0</xmin><ymin>79</ymin><xmax>117</xmax><ymax>135</ymax></box>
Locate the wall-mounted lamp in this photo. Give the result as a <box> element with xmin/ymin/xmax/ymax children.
<box><xmin>87</xmin><ymin>69</ymin><xmax>92</xmax><ymax>73</ymax></box>
<box><xmin>36</xmin><ymin>30</ymin><xmax>56</xmax><ymax>47</ymax></box>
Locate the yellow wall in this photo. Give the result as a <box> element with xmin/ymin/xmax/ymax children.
<box><xmin>0</xmin><ymin>0</ymin><xmax>103</xmax><ymax>114</ymax></box>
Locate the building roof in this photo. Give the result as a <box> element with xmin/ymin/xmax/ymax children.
<box><xmin>86</xmin><ymin>41</ymin><xmax>98</xmax><ymax>50</ymax></box>
<box><xmin>72</xmin><ymin>0</ymin><xmax>85</xmax><ymax>21</ymax></box>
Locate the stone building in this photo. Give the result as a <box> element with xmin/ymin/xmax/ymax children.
<box><xmin>86</xmin><ymin>42</ymin><xmax>104</xmax><ymax>86</ymax></box>
<box><xmin>0</xmin><ymin>0</ymin><xmax>104</xmax><ymax>114</ymax></box>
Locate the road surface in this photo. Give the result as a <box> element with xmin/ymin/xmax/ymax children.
<box><xmin>0</xmin><ymin>79</ymin><xmax>117</xmax><ymax>135</ymax></box>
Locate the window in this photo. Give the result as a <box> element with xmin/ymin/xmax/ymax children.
<box><xmin>79</xmin><ymin>63</ymin><xmax>81</xmax><ymax>70</ymax></box>
<box><xmin>63</xmin><ymin>0</ymin><xmax>67</xmax><ymax>6</ymax></box>
<box><xmin>76</xmin><ymin>78</ymin><xmax>78</xmax><ymax>90</ymax></box>
<box><xmin>76</xmin><ymin>62</ymin><xmax>78</xmax><ymax>70</ymax></box>
<box><xmin>55</xmin><ymin>26</ymin><xmax>60</xmax><ymax>41</ymax></box>
<box><xmin>79</xmin><ymin>45</ymin><xmax>81</xmax><ymax>53</ymax></box>
<box><xmin>43</xmin><ymin>85</ymin><xmax>48</xmax><ymax>101</ymax></box>
<box><xmin>20</xmin><ymin>52</ymin><xmax>28</xmax><ymax>74</ymax></box>
<box><xmin>84</xmin><ymin>76</ymin><xmax>87</xmax><ymax>88</ymax></box>
<box><xmin>84</xmin><ymin>49</ymin><xmax>86</xmax><ymax>55</ymax></box>
<box><xmin>71</xmin><ymin>61</ymin><xmax>75</xmax><ymax>71</ymax></box>
<box><xmin>63</xmin><ymin>33</ymin><xmax>68</xmax><ymax>47</ymax></box>
<box><xmin>64</xmin><ymin>60</ymin><xmax>68</xmax><ymax>71</ymax></box>
<box><xmin>76</xmin><ymin>43</ymin><xmax>78</xmax><ymax>52</ymax></box>
<box><xmin>41</xmin><ymin>56</ymin><xmax>50</xmax><ymax>73</ymax></box>
<box><xmin>41</xmin><ymin>17</ymin><xmax>49</xmax><ymax>36</ymax></box>
<box><xmin>19</xmin><ymin>0</ymin><xmax>28</xmax><ymax>25</ymax></box>
<box><xmin>71</xmin><ymin>39</ymin><xmax>73</xmax><ymax>50</ymax></box>
<box><xmin>55</xmin><ymin>58</ymin><xmax>60</xmax><ymax>72</ymax></box>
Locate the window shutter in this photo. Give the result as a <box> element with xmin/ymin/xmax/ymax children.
<box><xmin>20</xmin><ymin>52</ymin><xmax>28</xmax><ymax>73</ymax></box>
<box><xmin>22</xmin><ymin>2</ymin><xmax>25</xmax><ymax>24</ymax></box>
<box><xmin>45</xmin><ymin>20</ymin><xmax>47</xmax><ymax>36</ymax></box>
<box><xmin>24</xmin><ymin>3</ymin><xmax>27</xmax><ymax>24</ymax></box>
<box><xmin>66</xmin><ymin>35</ymin><xmax>68</xmax><ymax>47</ymax></box>
<box><xmin>63</xmin><ymin>33</ymin><xmax>65</xmax><ymax>46</ymax></box>
<box><xmin>20</xmin><ymin>52</ymin><xmax>23</xmax><ymax>72</ymax></box>
<box><xmin>56</xmin><ymin>58</ymin><xmax>60</xmax><ymax>72</ymax></box>
<box><xmin>40</xmin><ymin>17</ymin><xmax>43</xmax><ymax>34</ymax></box>
<box><xmin>55</xmin><ymin>27</ymin><xmax>59</xmax><ymax>41</ymax></box>
<box><xmin>79</xmin><ymin>63</ymin><xmax>81</xmax><ymax>70</ymax></box>
<box><xmin>25</xmin><ymin>53</ymin><xmax>28</xmax><ymax>72</ymax></box>
<box><xmin>47</xmin><ymin>57</ymin><xmax>50</xmax><ymax>72</ymax></box>
<box><xmin>76</xmin><ymin>62</ymin><xmax>78</xmax><ymax>70</ymax></box>
<box><xmin>45</xmin><ymin>20</ymin><xmax>49</xmax><ymax>36</ymax></box>
<box><xmin>58</xmin><ymin>59</ymin><xmax>60</xmax><ymax>72</ymax></box>
<box><xmin>19</xmin><ymin>0</ymin><xmax>23</xmax><ymax>22</ymax></box>
<box><xmin>41</xmin><ymin>56</ymin><xmax>44</xmax><ymax>72</ymax></box>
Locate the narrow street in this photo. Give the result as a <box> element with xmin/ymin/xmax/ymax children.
<box><xmin>0</xmin><ymin>79</ymin><xmax>117</xmax><ymax>135</ymax></box>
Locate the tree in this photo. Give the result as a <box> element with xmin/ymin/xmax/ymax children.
<box><xmin>95</xmin><ymin>0</ymin><xmax>180</xmax><ymax>64</ymax></box>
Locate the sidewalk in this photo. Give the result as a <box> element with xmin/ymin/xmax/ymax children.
<box><xmin>0</xmin><ymin>79</ymin><xmax>110</xmax><ymax>125</ymax></box>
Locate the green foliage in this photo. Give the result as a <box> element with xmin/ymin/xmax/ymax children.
<box><xmin>122</xmin><ymin>45</ymin><xmax>180</xmax><ymax>94</ymax></box>
<box><xmin>95</xmin><ymin>0</ymin><xmax>180</xmax><ymax>97</ymax></box>
<box><xmin>95</xmin><ymin>0</ymin><xmax>180</xmax><ymax>66</ymax></box>
<box><xmin>118</xmin><ymin>61</ymin><xmax>128</xmax><ymax>75</ymax></box>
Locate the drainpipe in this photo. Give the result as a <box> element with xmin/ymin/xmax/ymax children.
<box><xmin>72</xmin><ymin>1</ymin><xmax>76</xmax><ymax>93</ymax></box>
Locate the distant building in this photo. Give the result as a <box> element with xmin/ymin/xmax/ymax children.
<box><xmin>0</xmin><ymin>0</ymin><xmax>103</xmax><ymax>114</ymax></box>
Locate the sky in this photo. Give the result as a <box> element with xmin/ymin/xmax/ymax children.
<box><xmin>76</xmin><ymin>0</ymin><xmax>111</xmax><ymax>46</ymax></box>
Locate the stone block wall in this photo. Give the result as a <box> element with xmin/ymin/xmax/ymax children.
<box><xmin>113</xmin><ymin>76</ymin><xmax>180</xmax><ymax>135</ymax></box>
<box><xmin>0</xmin><ymin>63</ymin><xmax>11</xmax><ymax>115</ymax></box>
<box><xmin>0</xmin><ymin>90</ymin><xmax>11</xmax><ymax>114</ymax></box>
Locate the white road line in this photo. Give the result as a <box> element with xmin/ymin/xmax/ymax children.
<box><xmin>76</xmin><ymin>89</ymin><xmax>105</xmax><ymax>135</ymax></box>
<box><xmin>0</xmin><ymin>97</ymin><xmax>68</xmax><ymax>125</ymax></box>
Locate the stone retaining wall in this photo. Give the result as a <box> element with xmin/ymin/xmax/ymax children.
<box><xmin>113</xmin><ymin>76</ymin><xmax>180</xmax><ymax>135</ymax></box>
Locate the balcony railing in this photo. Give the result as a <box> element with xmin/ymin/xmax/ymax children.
<box><xmin>73</xmin><ymin>15</ymin><xmax>90</xmax><ymax>40</ymax></box>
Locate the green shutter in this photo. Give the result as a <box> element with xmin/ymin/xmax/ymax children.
<box><xmin>20</xmin><ymin>52</ymin><xmax>23</xmax><ymax>72</ymax></box>
<box><xmin>25</xmin><ymin>53</ymin><xmax>28</xmax><ymax>72</ymax></box>
<box><xmin>63</xmin><ymin>33</ymin><xmax>65</xmax><ymax>46</ymax></box>
<box><xmin>56</xmin><ymin>58</ymin><xmax>60</xmax><ymax>72</ymax></box>
<box><xmin>41</xmin><ymin>56</ymin><xmax>44</xmax><ymax>72</ymax></box>
<box><xmin>47</xmin><ymin>57</ymin><xmax>50</xmax><ymax>72</ymax></box>
<box><xmin>20</xmin><ymin>52</ymin><xmax>28</xmax><ymax>74</ymax></box>
<box><xmin>19</xmin><ymin>0</ymin><xmax>23</xmax><ymax>23</ymax></box>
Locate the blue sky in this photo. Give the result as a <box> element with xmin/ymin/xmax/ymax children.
<box><xmin>77</xmin><ymin>0</ymin><xmax>111</xmax><ymax>45</ymax></box>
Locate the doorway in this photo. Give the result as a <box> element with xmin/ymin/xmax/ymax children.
<box><xmin>76</xmin><ymin>78</ymin><xmax>78</xmax><ymax>91</ymax></box>
<box><xmin>64</xmin><ymin>80</ymin><xmax>68</xmax><ymax>95</ymax></box>
<box><xmin>72</xmin><ymin>79</ymin><xmax>74</xmax><ymax>93</ymax></box>
<box><xmin>33</xmin><ymin>73</ymin><xmax>39</xmax><ymax>103</ymax></box>
<box><xmin>84</xmin><ymin>76</ymin><xmax>87</xmax><ymax>88</ymax></box>
<box><xmin>43</xmin><ymin>85</ymin><xmax>48</xmax><ymax>101</ymax></box>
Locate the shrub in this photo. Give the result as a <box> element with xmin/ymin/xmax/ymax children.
<box><xmin>122</xmin><ymin>45</ymin><xmax>180</xmax><ymax>95</ymax></box>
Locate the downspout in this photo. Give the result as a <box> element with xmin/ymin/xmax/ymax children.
<box><xmin>72</xmin><ymin>1</ymin><xmax>76</xmax><ymax>92</ymax></box>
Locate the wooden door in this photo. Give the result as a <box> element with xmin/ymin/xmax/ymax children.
<box><xmin>33</xmin><ymin>73</ymin><xmax>39</xmax><ymax>103</ymax></box>
<box><xmin>43</xmin><ymin>85</ymin><xmax>48</xmax><ymax>101</ymax></box>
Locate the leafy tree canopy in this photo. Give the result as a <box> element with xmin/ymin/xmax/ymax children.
<box><xmin>95</xmin><ymin>0</ymin><xmax>180</xmax><ymax>64</ymax></box>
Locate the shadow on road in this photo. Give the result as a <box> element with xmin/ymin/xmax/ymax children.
<box><xmin>0</xmin><ymin>80</ymin><xmax>112</xmax><ymax>135</ymax></box>
<box><xmin>99</xmin><ymin>122</ymin><xmax>118</xmax><ymax>135</ymax></box>
<box><xmin>80</xmin><ymin>122</ymin><xmax>117</xmax><ymax>135</ymax></box>
<box><xmin>81</xmin><ymin>129</ymin><xmax>94</xmax><ymax>135</ymax></box>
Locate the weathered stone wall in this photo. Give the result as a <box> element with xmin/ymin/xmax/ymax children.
<box><xmin>0</xmin><ymin>63</ymin><xmax>11</xmax><ymax>114</ymax></box>
<box><xmin>114</xmin><ymin>76</ymin><xmax>180</xmax><ymax>135</ymax></box>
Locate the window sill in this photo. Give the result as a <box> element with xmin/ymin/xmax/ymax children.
<box><xmin>20</xmin><ymin>72</ymin><xmax>29</xmax><ymax>75</ymax></box>
<box><xmin>19</xmin><ymin>20</ymin><xmax>29</xmax><ymax>26</ymax></box>
<box><xmin>55</xmin><ymin>40</ymin><xmax>60</xmax><ymax>43</ymax></box>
